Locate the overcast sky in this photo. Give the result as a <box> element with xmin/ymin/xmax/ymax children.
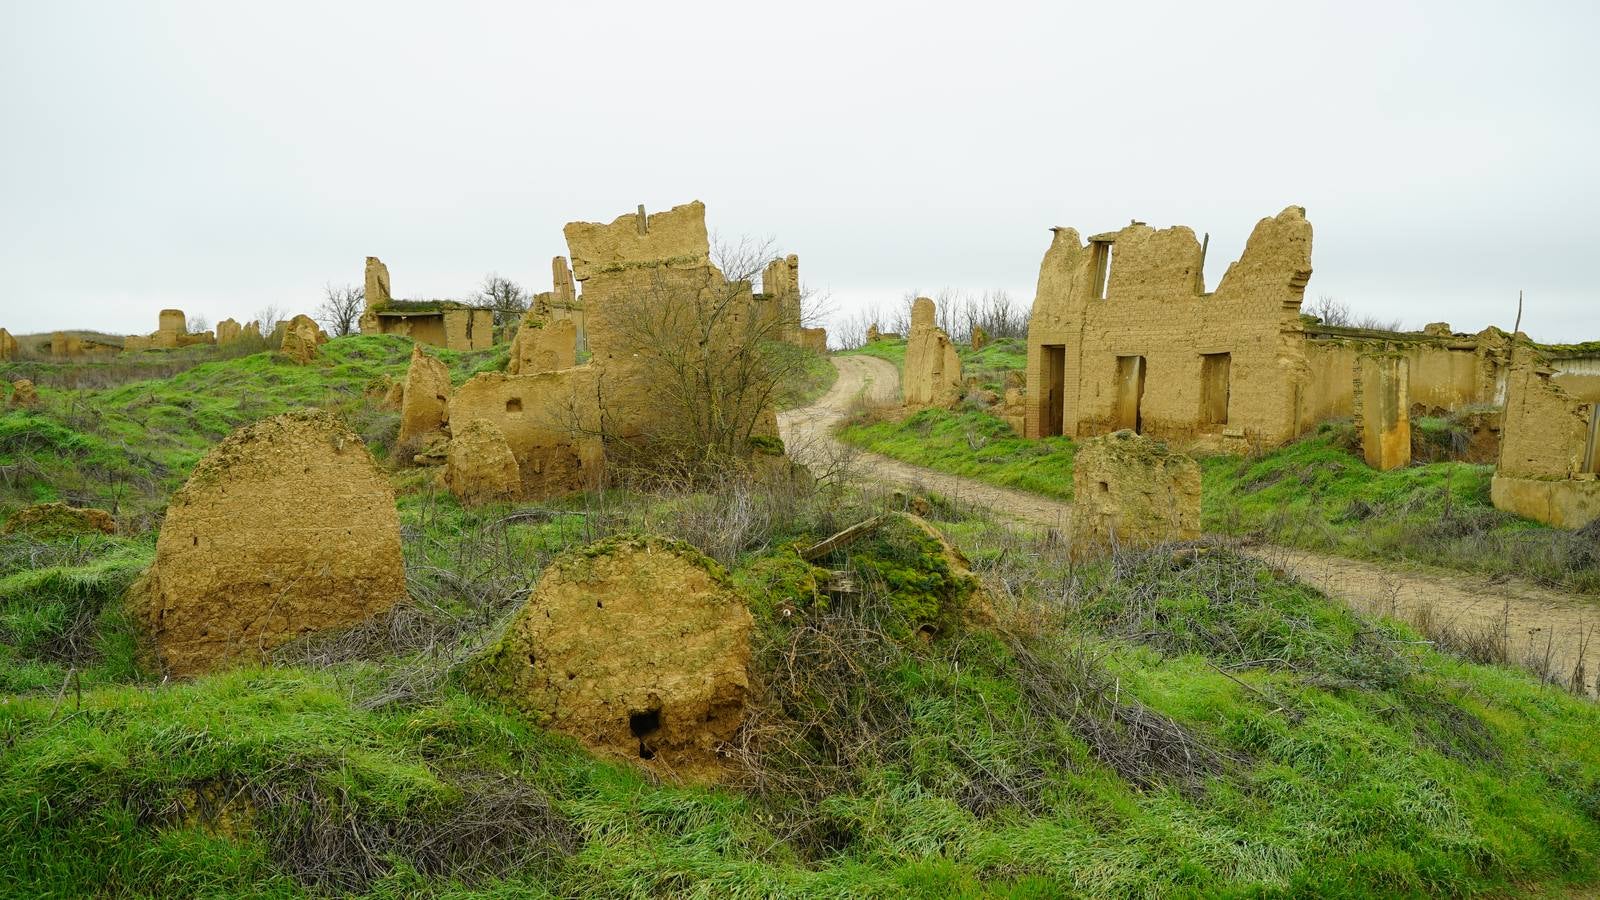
<box><xmin>3</xmin><ymin>1</ymin><xmax>1596</xmax><ymax>342</ymax></box>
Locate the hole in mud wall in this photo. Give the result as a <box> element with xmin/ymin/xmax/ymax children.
<box><xmin>630</xmin><ymin>708</ymin><xmax>662</xmax><ymax>759</ymax></box>
<box><xmin>506</xmin><ymin>397</ymin><xmax>523</xmax><ymax>415</ymax></box>
<box><xmin>1098</xmin><ymin>481</ymin><xmax>1110</xmax><ymax>494</ymax></box>
<box><xmin>1091</xmin><ymin>240</ymin><xmax>1115</xmax><ymax>300</ymax></box>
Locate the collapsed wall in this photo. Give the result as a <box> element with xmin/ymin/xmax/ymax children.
<box><xmin>443</xmin><ymin>418</ymin><xmax>522</xmax><ymax>503</ymax></box>
<box><xmin>131</xmin><ymin>410</ymin><xmax>407</xmax><ymax>677</ymax></box>
<box><xmin>1070</xmin><ymin>430</ymin><xmax>1202</xmax><ymax>550</ymax></box>
<box><xmin>1492</xmin><ymin>353</ymin><xmax>1600</xmax><ymax>528</ymax></box>
<box><xmin>358</xmin><ymin>255</ymin><xmax>494</xmax><ymax>351</ymax></box>
<box><xmin>903</xmin><ymin>297</ymin><xmax>961</xmax><ymax>408</ymax></box>
<box><xmin>397</xmin><ymin>343</ymin><xmax>452</xmax><ymax>451</ymax></box>
<box><xmin>123</xmin><ymin>309</ymin><xmax>215</xmax><ymax>353</ymax></box>
<box><xmin>0</xmin><ymin>328</ymin><xmax>16</xmax><ymax>361</ymax></box>
<box><xmin>463</xmin><ymin>534</ymin><xmax>753</xmax><ymax>782</ymax></box>
<box><xmin>1024</xmin><ymin>207</ymin><xmax>1313</xmax><ymax>449</ymax></box>
<box><xmin>1352</xmin><ymin>353</ymin><xmax>1411</xmax><ymax>470</ymax></box>
<box><xmin>279</xmin><ymin>314</ymin><xmax>327</xmax><ymax>364</ymax></box>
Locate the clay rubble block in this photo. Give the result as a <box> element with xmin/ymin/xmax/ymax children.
<box><xmin>2</xmin><ymin>502</ymin><xmax>116</xmax><ymax>538</ymax></box>
<box><xmin>903</xmin><ymin>297</ymin><xmax>962</xmax><ymax>408</ymax></box>
<box><xmin>463</xmin><ymin>533</ymin><xmax>753</xmax><ymax>783</ymax></box>
<box><xmin>398</xmin><ymin>343</ymin><xmax>452</xmax><ymax>449</ymax></box>
<box><xmin>443</xmin><ymin>418</ymin><xmax>522</xmax><ymax>503</ymax></box>
<box><xmin>1070</xmin><ymin>430</ymin><xmax>1201</xmax><ymax>551</ymax></box>
<box><xmin>507</xmin><ymin>302</ymin><xmax>578</xmax><ymax>376</ymax></box>
<box><xmin>9</xmin><ymin>379</ymin><xmax>38</xmax><ymax>408</ymax></box>
<box><xmin>130</xmin><ymin>410</ymin><xmax>407</xmax><ymax>678</ymax></box>
<box><xmin>280</xmin><ymin>314</ymin><xmax>327</xmax><ymax>364</ymax></box>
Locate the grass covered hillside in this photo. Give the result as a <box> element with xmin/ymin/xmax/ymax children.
<box><xmin>7</xmin><ymin>336</ymin><xmax>1600</xmax><ymax>895</ymax></box>
<box><xmin>8</xmin><ymin>479</ymin><xmax>1600</xmax><ymax>895</ymax></box>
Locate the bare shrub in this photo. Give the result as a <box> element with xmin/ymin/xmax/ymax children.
<box><xmin>317</xmin><ymin>284</ymin><xmax>365</xmax><ymax>337</ymax></box>
<box><xmin>471</xmin><ymin>272</ymin><xmax>528</xmax><ymax>330</ymax></box>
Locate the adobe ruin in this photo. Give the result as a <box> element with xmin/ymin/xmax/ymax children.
<box><xmin>902</xmin><ymin>296</ymin><xmax>962</xmax><ymax>408</ymax></box>
<box><xmin>9</xmin><ymin>379</ymin><xmax>38</xmax><ymax>408</ymax></box>
<box><xmin>216</xmin><ymin>318</ymin><xmax>242</xmax><ymax>345</ymax></box>
<box><xmin>463</xmin><ymin>534</ymin><xmax>753</xmax><ymax>782</ymax></box>
<box><xmin>1492</xmin><ymin>352</ymin><xmax>1600</xmax><ymax>528</ymax></box>
<box><xmin>0</xmin><ymin>328</ymin><xmax>16</xmax><ymax>361</ymax></box>
<box><xmin>1352</xmin><ymin>353</ymin><xmax>1412</xmax><ymax>471</ymax></box>
<box><xmin>123</xmin><ymin>309</ymin><xmax>215</xmax><ymax>353</ymax></box>
<box><xmin>506</xmin><ymin>297</ymin><xmax>578</xmax><ymax>376</ymax></box>
<box><xmin>358</xmin><ymin>256</ymin><xmax>495</xmax><ymax>351</ymax></box>
<box><xmin>2</xmin><ymin>502</ymin><xmax>116</xmax><ymax>538</ymax></box>
<box><xmin>1070</xmin><ymin>430</ymin><xmax>1202</xmax><ymax>550</ymax></box>
<box><xmin>442</xmin><ymin>418</ymin><xmax>521</xmax><ymax>504</ymax></box>
<box><xmin>131</xmin><ymin>410</ymin><xmax>406</xmax><ymax>677</ymax></box>
<box><xmin>800</xmin><ymin>327</ymin><xmax>829</xmax><ymax>353</ymax></box>
<box><xmin>279</xmin><ymin>314</ymin><xmax>327</xmax><ymax>364</ymax></box>
<box><xmin>397</xmin><ymin>343</ymin><xmax>452</xmax><ymax>452</ymax></box>
<box><xmin>757</xmin><ymin>253</ymin><xmax>803</xmax><ymax>344</ymax></box>
<box><xmin>449</xmin><ymin>200</ymin><xmax>787</xmax><ymax>500</ymax></box>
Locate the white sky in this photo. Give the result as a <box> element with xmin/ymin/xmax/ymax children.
<box><xmin>2</xmin><ymin>1</ymin><xmax>1596</xmax><ymax>342</ymax></box>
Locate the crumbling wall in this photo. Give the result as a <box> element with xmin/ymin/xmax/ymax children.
<box><xmin>1070</xmin><ymin>430</ymin><xmax>1202</xmax><ymax>550</ymax></box>
<box><xmin>1492</xmin><ymin>354</ymin><xmax>1600</xmax><ymax>528</ymax></box>
<box><xmin>761</xmin><ymin>253</ymin><xmax>802</xmax><ymax>343</ymax></box>
<box><xmin>1025</xmin><ymin>207</ymin><xmax>1313</xmax><ymax>449</ymax></box>
<box><xmin>463</xmin><ymin>534</ymin><xmax>753</xmax><ymax>782</ymax></box>
<box><xmin>132</xmin><ymin>410</ymin><xmax>406</xmax><ymax>677</ymax></box>
<box><xmin>279</xmin><ymin>314</ymin><xmax>327</xmax><ymax>364</ymax></box>
<box><xmin>216</xmin><ymin>318</ymin><xmax>242</xmax><ymax>345</ymax></box>
<box><xmin>51</xmin><ymin>332</ymin><xmax>82</xmax><ymax>358</ymax></box>
<box><xmin>1302</xmin><ymin>325</ymin><xmax>1512</xmax><ymax>424</ymax></box>
<box><xmin>1352</xmin><ymin>353</ymin><xmax>1411</xmax><ymax>470</ymax></box>
<box><xmin>8</xmin><ymin>379</ymin><xmax>37</xmax><ymax>408</ymax></box>
<box><xmin>564</xmin><ymin>202</ymin><xmax>710</xmax><ymax>281</ymax></box>
<box><xmin>398</xmin><ymin>343</ymin><xmax>451</xmax><ymax>451</ymax></box>
<box><xmin>450</xmin><ymin>369</ymin><xmax>604</xmax><ymax>496</ymax></box>
<box><xmin>507</xmin><ymin>300</ymin><xmax>578</xmax><ymax>375</ymax></box>
<box><xmin>800</xmin><ymin>327</ymin><xmax>828</xmax><ymax>353</ymax></box>
<box><xmin>441</xmin><ymin>308</ymin><xmax>495</xmax><ymax>351</ymax></box>
<box><xmin>443</xmin><ymin>418</ymin><xmax>522</xmax><ymax>504</ymax></box>
<box><xmin>903</xmin><ymin>297</ymin><xmax>961</xmax><ymax>408</ymax></box>
<box><xmin>0</xmin><ymin>328</ymin><xmax>15</xmax><ymax>361</ymax></box>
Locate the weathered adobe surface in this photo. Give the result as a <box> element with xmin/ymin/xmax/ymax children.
<box><xmin>464</xmin><ymin>534</ymin><xmax>753</xmax><ymax>783</ymax></box>
<box><xmin>279</xmin><ymin>314</ymin><xmax>327</xmax><ymax>364</ymax></box>
<box><xmin>359</xmin><ymin>255</ymin><xmax>495</xmax><ymax>351</ymax></box>
<box><xmin>506</xmin><ymin>299</ymin><xmax>578</xmax><ymax>376</ymax></box>
<box><xmin>1025</xmin><ymin>206</ymin><xmax>1313</xmax><ymax>448</ymax></box>
<box><xmin>1070</xmin><ymin>430</ymin><xmax>1201</xmax><ymax>551</ymax></box>
<box><xmin>215</xmin><ymin>318</ymin><xmax>242</xmax><ymax>345</ymax></box>
<box><xmin>2</xmin><ymin>502</ymin><xmax>116</xmax><ymax>538</ymax></box>
<box><xmin>1352</xmin><ymin>353</ymin><xmax>1411</xmax><ymax>471</ymax></box>
<box><xmin>1492</xmin><ymin>353</ymin><xmax>1600</xmax><ymax>528</ymax></box>
<box><xmin>562</xmin><ymin>201</ymin><xmax>710</xmax><ymax>280</ymax></box>
<box><xmin>443</xmin><ymin>418</ymin><xmax>522</xmax><ymax>504</ymax></box>
<box><xmin>800</xmin><ymin>327</ymin><xmax>829</xmax><ymax>354</ymax></box>
<box><xmin>1303</xmin><ymin>325</ymin><xmax>1513</xmax><ymax>424</ymax></box>
<box><xmin>902</xmin><ymin>297</ymin><xmax>962</xmax><ymax>408</ymax></box>
<box><xmin>0</xmin><ymin>328</ymin><xmax>16</xmax><ymax>361</ymax></box>
<box><xmin>397</xmin><ymin>343</ymin><xmax>451</xmax><ymax>451</ymax></box>
<box><xmin>131</xmin><ymin>410</ymin><xmax>407</xmax><ymax>678</ymax></box>
<box><xmin>9</xmin><ymin>379</ymin><xmax>38</xmax><ymax>408</ymax></box>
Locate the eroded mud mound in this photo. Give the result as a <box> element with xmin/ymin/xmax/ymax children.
<box><xmin>133</xmin><ymin>409</ymin><xmax>407</xmax><ymax>677</ymax></box>
<box><xmin>466</xmin><ymin>534</ymin><xmax>753</xmax><ymax>782</ymax></box>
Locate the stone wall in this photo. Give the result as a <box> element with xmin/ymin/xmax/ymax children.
<box><xmin>1025</xmin><ymin>207</ymin><xmax>1314</xmax><ymax>449</ymax></box>
<box><xmin>1492</xmin><ymin>352</ymin><xmax>1600</xmax><ymax>528</ymax></box>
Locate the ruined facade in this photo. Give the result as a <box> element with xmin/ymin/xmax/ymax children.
<box><xmin>216</xmin><ymin>318</ymin><xmax>242</xmax><ymax>345</ymax></box>
<box><xmin>1069</xmin><ymin>430</ymin><xmax>1202</xmax><ymax>550</ymax></box>
<box><xmin>464</xmin><ymin>534</ymin><xmax>753</xmax><ymax>782</ymax></box>
<box><xmin>1025</xmin><ymin>207</ymin><xmax>1314</xmax><ymax>448</ymax></box>
<box><xmin>757</xmin><ymin>253</ymin><xmax>803</xmax><ymax>344</ymax></box>
<box><xmin>358</xmin><ymin>256</ymin><xmax>495</xmax><ymax>351</ymax></box>
<box><xmin>132</xmin><ymin>411</ymin><xmax>406</xmax><ymax>677</ymax></box>
<box><xmin>903</xmin><ymin>297</ymin><xmax>962</xmax><ymax>408</ymax></box>
<box><xmin>1492</xmin><ymin>353</ymin><xmax>1600</xmax><ymax>528</ymax></box>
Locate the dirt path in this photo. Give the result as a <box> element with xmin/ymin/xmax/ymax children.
<box><xmin>780</xmin><ymin>355</ymin><xmax>1600</xmax><ymax>690</ymax></box>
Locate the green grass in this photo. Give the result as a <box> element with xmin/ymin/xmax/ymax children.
<box><xmin>840</xmin><ymin>407</ymin><xmax>1077</xmax><ymax>500</ymax></box>
<box><xmin>8</xmin><ymin>509</ymin><xmax>1600</xmax><ymax>896</ymax></box>
<box><xmin>769</xmin><ymin>341</ymin><xmax>839</xmax><ymax>410</ymax></box>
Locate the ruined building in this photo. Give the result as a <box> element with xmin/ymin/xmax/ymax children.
<box><xmin>1070</xmin><ymin>430</ymin><xmax>1202</xmax><ymax>550</ymax></box>
<box><xmin>358</xmin><ymin>256</ymin><xmax>495</xmax><ymax>351</ymax></box>
<box><xmin>1025</xmin><ymin>207</ymin><xmax>1315</xmax><ymax>448</ymax></box>
<box><xmin>903</xmin><ymin>296</ymin><xmax>962</xmax><ymax>408</ymax></box>
<box><xmin>0</xmin><ymin>328</ymin><xmax>16</xmax><ymax>361</ymax></box>
<box><xmin>1492</xmin><ymin>352</ymin><xmax>1600</xmax><ymax>528</ymax></box>
<box><xmin>447</xmin><ymin>200</ymin><xmax>786</xmax><ymax>500</ymax></box>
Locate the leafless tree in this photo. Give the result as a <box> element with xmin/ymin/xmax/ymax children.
<box><xmin>317</xmin><ymin>283</ymin><xmax>365</xmax><ymax>336</ymax></box>
<box><xmin>254</xmin><ymin>304</ymin><xmax>287</xmax><ymax>335</ymax></box>
<box><xmin>472</xmin><ymin>273</ymin><xmax>528</xmax><ymax>329</ymax></box>
<box><xmin>1305</xmin><ymin>294</ymin><xmax>1402</xmax><ymax>332</ymax></box>
<box><xmin>187</xmin><ymin>315</ymin><xmax>211</xmax><ymax>334</ymax></box>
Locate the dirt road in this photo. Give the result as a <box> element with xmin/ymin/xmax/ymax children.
<box><xmin>780</xmin><ymin>354</ymin><xmax>1600</xmax><ymax>690</ymax></box>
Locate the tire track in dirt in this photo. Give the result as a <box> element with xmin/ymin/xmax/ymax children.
<box><xmin>780</xmin><ymin>355</ymin><xmax>1600</xmax><ymax>691</ymax></box>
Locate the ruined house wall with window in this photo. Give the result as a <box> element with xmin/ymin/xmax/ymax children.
<box><xmin>1024</xmin><ymin>206</ymin><xmax>1314</xmax><ymax>448</ymax></box>
<box><xmin>358</xmin><ymin>255</ymin><xmax>495</xmax><ymax>351</ymax></box>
